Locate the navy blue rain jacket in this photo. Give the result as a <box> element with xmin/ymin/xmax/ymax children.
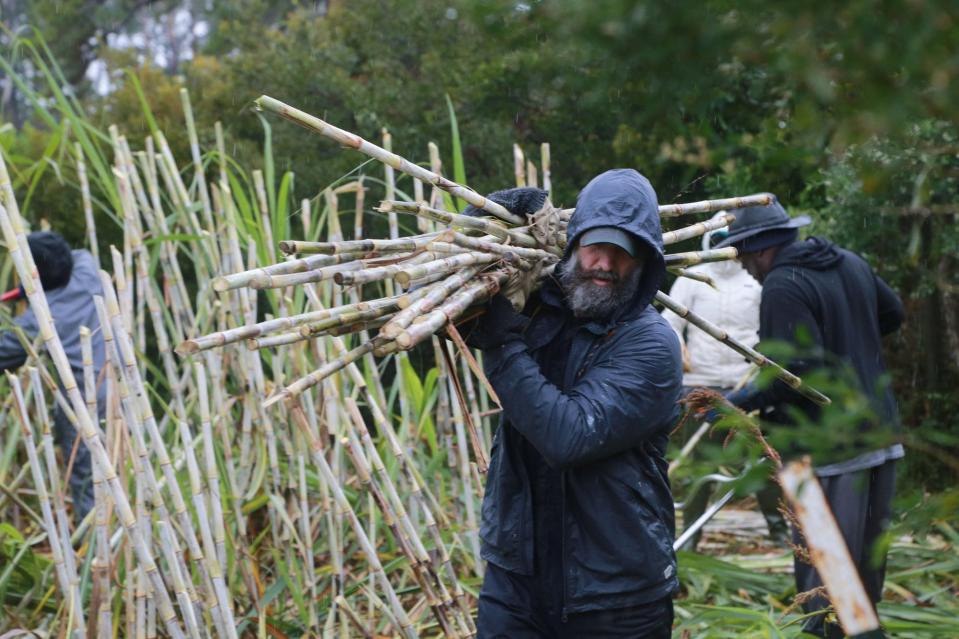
<box><xmin>479</xmin><ymin>169</ymin><xmax>683</xmax><ymax>613</ymax></box>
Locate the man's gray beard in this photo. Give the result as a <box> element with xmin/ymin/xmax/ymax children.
<box><xmin>559</xmin><ymin>255</ymin><xmax>644</xmax><ymax>321</ymax></box>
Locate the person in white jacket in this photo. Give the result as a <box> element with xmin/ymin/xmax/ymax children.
<box><xmin>662</xmin><ymin>214</ymin><xmax>787</xmax><ymax>548</ymax></box>
<box><xmin>663</xmin><ymin>230</ymin><xmax>761</xmax><ymax>389</ymax></box>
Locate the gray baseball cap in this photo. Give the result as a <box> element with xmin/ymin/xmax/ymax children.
<box><xmin>578</xmin><ymin>226</ymin><xmax>641</xmax><ymax>257</ymax></box>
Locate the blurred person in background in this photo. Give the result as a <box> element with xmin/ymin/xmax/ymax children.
<box><xmin>663</xmin><ymin>213</ymin><xmax>789</xmax><ymax>549</ymax></box>
<box><xmin>717</xmin><ymin>198</ymin><xmax>904</xmax><ymax>638</ymax></box>
<box><xmin>0</xmin><ymin>231</ymin><xmax>105</xmax><ymax>522</ymax></box>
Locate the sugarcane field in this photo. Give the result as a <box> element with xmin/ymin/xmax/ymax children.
<box><xmin>1</xmin><ymin>3</ymin><xmax>957</xmax><ymax>638</ymax></box>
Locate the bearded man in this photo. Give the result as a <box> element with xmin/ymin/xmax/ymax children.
<box><xmin>461</xmin><ymin>169</ymin><xmax>682</xmax><ymax>638</ymax></box>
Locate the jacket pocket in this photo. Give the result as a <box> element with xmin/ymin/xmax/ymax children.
<box><xmin>565</xmin><ymin>463</ymin><xmax>674</xmax><ymax>602</ymax></box>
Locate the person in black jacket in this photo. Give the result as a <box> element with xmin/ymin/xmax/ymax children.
<box><xmin>716</xmin><ymin>200</ymin><xmax>904</xmax><ymax>639</ymax></box>
<box><xmin>462</xmin><ymin>169</ymin><xmax>683</xmax><ymax>638</ymax></box>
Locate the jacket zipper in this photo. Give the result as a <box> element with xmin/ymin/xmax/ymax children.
<box><xmin>561</xmin><ymin>331</ymin><xmax>611</xmax><ymax>623</ymax></box>
<box><xmin>559</xmin><ymin>325</ymin><xmax>619</xmax><ymax>623</ymax></box>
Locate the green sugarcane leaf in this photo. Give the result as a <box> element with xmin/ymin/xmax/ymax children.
<box><xmin>268</xmin><ymin>494</ymin><xmax>305</xmax><ymax>550</ymax></box>
<box><xmin>21</xmin><ymin>123</ymin><xmax>66</xmax><ymax>216</ymax></box>
<box><xmin>400</xmin><ymin>356</ymin><xmax>424</xmax><ymax>413</ymax></box>
<box><xmin>0</xmin><ymin>524</ymin><xmax>44</xmax><ymax>604</ymax></box>
<box><xmin>276</xmin><ymin>171</ymin><xmax>293</xmax><ymax>229</ymax></box>
<box><xmin>422</xmin><ymin>367</ymin><xmax>439</xmax><ymax>400</ymax></box>
<box><xmin>244</xmin><ymin>440</ymin><xmax>269</xmax><ymax>502</ymax></box>
<box><xmin>879</xmin><ymin>601</ymin><xmax>959</xmax><ymax>626</ymax></box>
<box><xmin>6</xmin><ymin>33</ymin><xmax>117</xmax><ymax>212</ymax></box>
<box><xmin>677</xmin><ymin>604</ymin><xmax>787</xmax><ymax>637</ymax></box>
<box><xmin>416</xmin><ymin>367</ymin><xmax>441</xmax><ymax>455</ymax></box>
<box><xmin>124</xmin><ymin>70</ymin><xmax>161</xmax><ymax>136</ymax></box>
<box><xmin>144</xmin><ymin>233</ymin><xmax>204</xmax><ymax>246</ymax></box>
<box><xmin>258</xmin><ymin>574</ymin><xmax>288</xmax><ymax>610</ymax></box>
<box><xmin>241</xmin><ymin>493</ymin><xmax>270</xmax><ymax>515</ymax></box>
<box><xmin>228</xmin><ymin>171</ymin><xmax>256</xmax><ymax>239</ymax></box>
<box><xmin>0</xmin><ymin>40</ymin><xmax>57</xmax><ymax>130</ymax></box>
<box><xmin>274</xmin><ymin>170</ymin><xmax>294</xmax><ymax>262</ymax></box>
<box><xmin>445</xmin><ymin>93</ymin><xmax>468</xmax><ymax>212</ymax></box>
<box><xmin>417</xmin><ymin>414</ymin><xmax>438</xmax><ymax>457</ymax></box>
<box><xmin>256</xmin><ymin>112</ymin><xmax>277</xmax><ymax>219</ymax></box>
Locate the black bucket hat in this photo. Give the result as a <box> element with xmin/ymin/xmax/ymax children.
<box><xmin>713</xmin><ymin>196</ymin><xmax>810</xmax><ymax>251</ymax></box>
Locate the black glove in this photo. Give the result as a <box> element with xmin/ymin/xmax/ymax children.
<box><xmin>462</xmin><ymin>187</ymin><xmax>548</xmax><ymax>219</ymax></box>
<box><xmin>460</xmin><ymin>294</ymin><xmax>528</xmax><ymax>350</ymax></box>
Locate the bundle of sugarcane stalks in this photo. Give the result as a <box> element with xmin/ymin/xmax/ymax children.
<box><xmin>0</xmin><ymin>81</ymin><xmax>831</xmax><ymax>639</ymax></box>
<box><xmin>181</xmin><ymin>95</ymin><xmax>830</xmax><ymax>412</ymax></box>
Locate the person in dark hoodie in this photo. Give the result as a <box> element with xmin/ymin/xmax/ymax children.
<box><xmin>461</xmin><ymin>169</ymin><xmax>682</xmax><ymax>638</ymax></box>
<box><xmin>0</xmin><ymin>231</ymin><xmax>106</xmax><ymax>522</ymax></box>
<box><xmin>714</xmin><ymin>199</ymin><xmax>904</xmax><ymax>639</ymax></box>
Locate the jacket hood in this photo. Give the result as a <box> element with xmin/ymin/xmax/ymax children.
<box><xmin>771</xmin><ymin>236</ymin><xmax>844</xmax><ymax>272</ymax></box>
<box><xmin>702</xmin><ymin>210</ymin><xmax>731</xmax><ymax>251</ymax></box>
<box><xmin>562</xmin><ymin>169</ymin><xmax>666</xmax><ymax>323</ymax></box>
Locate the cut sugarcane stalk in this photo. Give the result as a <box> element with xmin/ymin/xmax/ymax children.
<box><xmin>334</xmin><ymin>252</ymin><xmax>449</xmax><ymax>286</ymax></box>
<box><xmin>393</xmin><ymin>252</ymin><xmax>503</xmax><ymax>288</ymax></box>
<box><xmin>279</xmin><ymin>232</ymin><xmax>443</xmax><ymax>256</ymax></box>
<box><xmin>669</xmin><ymin>267</ymin><xmax>718</xmax><ymax>288</ymax></box>
<box><xmin>176</xmin><ymin>296</ymin><xmax>404</xmax><ymax>354</ymax></box>
<box><xmin>665</xmin><ymin>247</ymin><xmax>739</xmax><ymax>267</ymax></box>
<box><xmin>662</xmin><ymin>211</ymin><xmax>736</xmax><ymax>245</ymax></box>
<box><xmin>381</xmin><ymin>267</ymin><xmax>483</xmax><ymax>338</ymax></box>
<box><xmin>658</xmin><ymin>193</ymin><xmax>773</xmax><ymax>217</ymax></box>
<box><xmin>213</xmin><ymin>252</ymin><xmax>368</xmax><ymax>291</ymax></box>
<box><xmin>396</xmin><ymin>273</ymin><xmax>508</xmax><ymax>351</ymax></box>
<box><xmin>655</xmin><ymin>291</ymin><xmax>831</xmax><ymax>406</ymax></box>
<box><xmin>255</xmin><ymin>94</ymin><xmax>524</xmax><ymax>225</ymax></box>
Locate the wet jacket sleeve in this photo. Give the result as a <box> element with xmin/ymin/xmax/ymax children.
<box><xmin>727</xmin><ymin>281</ymin><xmax>822</xmax><ymax>412</ymax></box>
<box><xmin>482</xmin><ymin>324</ymin><xmax>681</xmax><ymax>470</ymax></box>
<box><xmin>874</xmin><ymin>274</ymin><xmax>904</xmax><ymax>336</ymax></box>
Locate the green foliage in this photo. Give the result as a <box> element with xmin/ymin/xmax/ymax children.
<box><xmin>445</xmin><ymin>93</ymin><xmax>468</xmax><ymax>212</ymax></box>
<box><xmin>810</xmin><ymin>121</ymin><xmax>959</xmax><ymax>484</ymax></box>
<box><xmin>400</xmin><ymin>356</ymin><xmax>440</xmax><ymax>454</ymax></box>
<box><xmin>812</xmin><ymin>121</ymin><xmax>959</xmax><ymax>292</ymax></box>
<box><xmin>0</xmin><ymin>523</ymin><xmax>51</xmax><ymax>607</ymax></box>
<box><xmin>672</xmin><ymin>533</ymin><xmax>959</xmax><ymax>638</ymax></box>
